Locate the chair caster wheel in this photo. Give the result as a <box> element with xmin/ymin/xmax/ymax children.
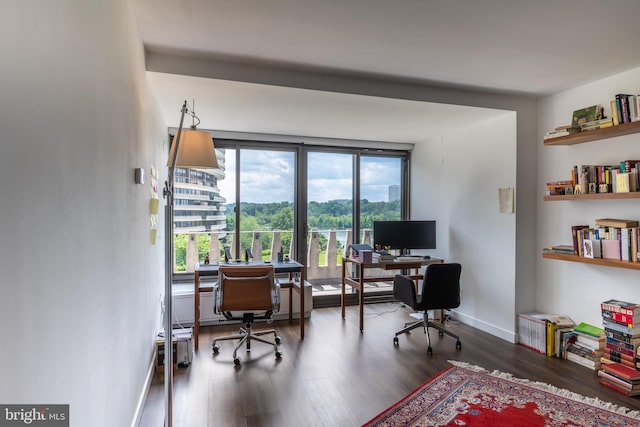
<box><xmin>456</xmin><ymin>341</ymin><xmax>462</xmax><ymax>350</ymax></box>
<box><xmin>427</xmin><ymin>346</ymin><xmax>433</xmax><ymax>356</ymax></box>
<box><xmin>234</xmin><ymin>358</ymin><xmax>241</xmax><ymax>366</ymax></box>
<box><xmin>212</xmin><ymin>345</ymin><xmax>219</xmax><ymax>354</ymax></box>
<box><xmin>275</xmin><ymin>351</ymin><xmax>282</xmax><ymax>359</ymax></box>
<box><xmin>275</xmin><ymin>336</ymin><xmax>281</xmax><ymax>344</ymax></box>
<box><xmin>438</xmin><ymin>331</ymin><xmax>444</xmax><ymax>336</ymax></box>
<box><xmin>393</xmin><ymin>337</ymin><xmax>399</xmax><ymax>345</ymax></box>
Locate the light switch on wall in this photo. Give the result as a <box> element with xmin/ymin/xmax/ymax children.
<box><xmin>135</xmin><ymin>167</ymin><xmax>145</xmax><ymax>184</ymax></box>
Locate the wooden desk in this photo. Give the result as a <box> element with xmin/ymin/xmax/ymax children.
<box><xmin>341</xmin><ymin>257</ymin><xmax>443</xmax><ymax>333</ymax></box>
<box><xmin>194</xmin><ymin>260</ymin><xmax>306</xmax><ymax>351</ymax></box>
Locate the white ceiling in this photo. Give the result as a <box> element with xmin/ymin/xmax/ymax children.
<box><xmin>131</xmin><ymin>0</ymin><xmax>640</xmax><ymax>143</ymax></box>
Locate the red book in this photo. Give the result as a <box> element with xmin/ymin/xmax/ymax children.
<box><xmin>602</xmin><ymin>362</ymin><xmax>640</xmax><ymax>381</ymax></box>
<box><xmin>598</xmin><ymin>378</ymin><xmax>640</xmax><ymax>396</ymax></box>
<box><xmin>601</xmin><ymin>299</ymin><xmax>640</xmax><ymax>316</ymax></box>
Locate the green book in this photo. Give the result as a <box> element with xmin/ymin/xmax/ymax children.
<box><xmin>573</xmin><ymin>322</ymin><xmax>604</xmax><ymax>337</ymax></box>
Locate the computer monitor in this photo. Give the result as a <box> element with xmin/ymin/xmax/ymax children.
<box><xmin>373</xmin><ymin>220</ymin><xmax>436</xmax><ymax>251</ymax></box>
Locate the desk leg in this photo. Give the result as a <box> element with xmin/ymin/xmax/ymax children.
<box><xmin>194</xmin><ymin>271</ymin><xmax>200</xmax><ymax>352</ymax></box>
<box><xmin>341</xmin><ymin>260</ymin><xmax>346</xmax><ymax>319</ymax></box>
<box><xmin>358</xmin><ymin>264</ymin><xmax>364</xmax><ymax>333</ymax></box>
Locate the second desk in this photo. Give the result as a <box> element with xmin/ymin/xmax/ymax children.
<box><xmin>341</xmin><ymin>257</ymin><xmax>443</xmax><ymax>333</ymax></box>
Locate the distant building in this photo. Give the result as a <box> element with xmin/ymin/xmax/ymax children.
<box><xmin>173</xmin><ymin>148</ymin><xmax>227</xmax><ymax>235</ymax></box>
<box><xmin>388</xmin><ymin>184</ymin><xmax>400</xmax><ymax>202</ymax></box>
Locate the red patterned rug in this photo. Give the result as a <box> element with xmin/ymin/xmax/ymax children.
<box><xmin>363</xmin><ymin>361</ymin><xmax>640</xmax><ymax>427</ymax></box>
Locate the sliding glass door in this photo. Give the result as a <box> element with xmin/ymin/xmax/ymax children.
<box><xmin>306</xmin><ymin>152</ymin><xmax>354</xmax><ymax>295</ymax></box>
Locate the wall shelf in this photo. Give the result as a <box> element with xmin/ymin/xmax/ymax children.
<box><xmin>543</xmin><ymin>120</ymin><xmax>640</xmax><ymax>146</ymax></box>
<box><xmin>544</xmin><ymin>192</ymin><xmax>640</xmax><ymax>201</ymax></box>
<box><xmin>542</xmin><ymin>252</ymin><xmax>640</xmax><ymax>270</ymax></box>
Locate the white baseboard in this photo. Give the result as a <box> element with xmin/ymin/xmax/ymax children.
<box><xmin>453</xmin><ymin>310</ymin><xmax>517</xmax><ymax>343</ymax></box>
<box><xmin>130</xmin><ymin>347</ymin><xmax>157</xmax><ymax>427</ymax></box>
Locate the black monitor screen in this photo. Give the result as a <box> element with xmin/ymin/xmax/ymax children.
<box><xmin>373</xmin><ymin>220</ymin><xmax>436</xmax><ymax>250</ymax></box>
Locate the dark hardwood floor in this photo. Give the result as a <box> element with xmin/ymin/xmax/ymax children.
<box><xmin>140</xmin><ymin>303</ymin><xmax>640</xmax><ymax>426</ymax></box>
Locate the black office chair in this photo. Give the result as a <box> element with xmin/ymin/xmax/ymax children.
<box><xmin>211</xmin><ymin>265</ymin><xmax>282</xmax><ymax>365</ymax></box>
<box><xmin>392</xmin><ymin>263</ymin><xmax>462</xmax><ymax>355</ymax></box>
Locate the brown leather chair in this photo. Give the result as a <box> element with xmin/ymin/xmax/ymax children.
<box><xmin>212</xmin><ymin>265</ymin><xmax>281</xmax><ymax>365</ymax></box>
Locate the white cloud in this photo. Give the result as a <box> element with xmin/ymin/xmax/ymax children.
<box><xmin>218</xmin><ymin>149</ymin><xmax>401</xmax><ymax>203</ymax></box>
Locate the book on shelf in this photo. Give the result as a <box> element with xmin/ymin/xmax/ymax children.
<box><xmin>544</xmin><ymin>127</ymin><xmax>581</xmax><ymax>140</ymax></box>
<box><xmin>616</xmin><ymin>94</ymin><xmax>632</xmax><ymax>124</ymax></box>
<box><xmin>571</xmin><ymin>105</ymin><xmax>600</xmax><ymax>128</ymax></box>
<box><xmin>581</xmin><ymin>118</ymin><xmax>613</xmax><ymax>132</ymax></box>
<box><xmin>571</xmin><ymin>225</ymin><xmax>589</xmax><ymax>254</ymax></box>
<box><xmin>543</xmin><ymin>244</ymin><xmax>575</xmax><ymax>254</ymax></box>
<box><xmin>594</xmin><ymin>218</ymin><xmax>639</xmax><ymax>228</ymax></box>
<box><xmin>610</xmin><ymin>99</ymin><xmax>620</xmax><ymax>125</ymax></box>
<box><xmin>601</xmin><ymin>239</ymin><xmax>621</xmax><ymax>260</ymax></box>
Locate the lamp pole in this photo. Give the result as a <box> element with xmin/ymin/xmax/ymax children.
<box><xmin>163</xmin><ymin>100</ymin><xmax>188</xmax><ymax>427</ymax></box>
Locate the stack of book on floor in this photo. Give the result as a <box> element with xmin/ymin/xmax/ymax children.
<box><xmin>564</xmin><ymin>322</ymin><xmax>605</xmax><ymax>370</ymax></box>
<box><xmin>600</xmin><ymin>299</ymin><xmax>640</xmax><ymax>370</ymax></box>
<box><xmin>518</xmin><ymin>313</ymin><xmax>574</xmax><ymax>356</ymax></box>
<box><xmin>598</xmin><ymin>362</ymin><xmax>640</xmax><ymax>396</ymax></box>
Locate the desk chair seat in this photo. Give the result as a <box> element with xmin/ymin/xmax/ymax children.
<box><xmin>211</xmin><ymin>265</ymin><xmax>282</xmax><ymax>365</ymax></box>
<box><xmin>392</xmin><ymin>263</ymin><xmax>462</xmax><ymax>356</ymax></box>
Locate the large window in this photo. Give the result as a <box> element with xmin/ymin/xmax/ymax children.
<box><xmin>173</xmin><ymin>138</ymin><xmax>409</xmax><ymax>303</ymax></box>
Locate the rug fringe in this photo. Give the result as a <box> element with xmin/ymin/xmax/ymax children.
<box><xmin>448</xmin><ymin>360</ymin><xmax>640</xmax><ymax>420</ymax></box>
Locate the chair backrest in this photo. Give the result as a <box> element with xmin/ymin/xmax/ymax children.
<box><xmin>418</xmin><ymin>263</ymin><xmax>462</xmax><ymax>311</ymax></box>
<box><xmin>218</xmin><ymin>265</ymin><xmax>276</xmax><ymax>312</ymax></box>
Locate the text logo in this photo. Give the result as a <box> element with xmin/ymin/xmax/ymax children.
<box><xmin>0</xmin><ymin>405</ymin><xmax>68</xmax><ymax>426</ymax></box>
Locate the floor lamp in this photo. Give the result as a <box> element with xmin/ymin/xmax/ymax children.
<box><xmin>163</xmin><ymin>100</ymin><xmax>218</xmax><ymax>427</ymax></box>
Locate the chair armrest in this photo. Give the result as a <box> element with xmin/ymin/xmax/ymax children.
<box><xmin>272</xmin><ymin>279</ymin><xmax>281</xmax><ymax>313</ymax></box>
<box><xmin>212</xmin><ymin>282</ymin><xmax>220</xmax><ymax>314</ymax></box>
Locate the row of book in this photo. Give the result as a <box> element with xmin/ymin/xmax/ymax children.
<box><xmin>572</xmin><ymin>161</ymin><xmax>640</xmax><ymax>194</ymax></box>
<box><xmin>545</xmin><ymin>160</ymin><xmax>640</xmax><ymax>196</ymax></box>
<box><xmin>598</xmin><ymin>299</ymin><xmax>640</xmax><ymax>396</ymax></box>
<box><xmin>571</xmin><ymin>219</ymin><xmax>640</xmax><ymax>261</ymax></box>
<box><xmin>611</xmin><ymin>94</ymin><xmax>640</xmax><ymax>125</ymax></box>
<box><xmin>544</xmin><ymin>94</ymin><xmax>640</xmax><ymax>141</ymax></box>
<box><xmin>517</xmin><ymin>313</ymin><xmax>575</xmax><ymax>357</ymax></box>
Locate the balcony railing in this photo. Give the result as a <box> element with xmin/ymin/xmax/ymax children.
<box><xmin>175</xmin><ymin>229</ymin><xmax>400</xmax><ymax>295</ymax></box>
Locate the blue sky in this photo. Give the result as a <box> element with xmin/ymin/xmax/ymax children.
<box><xmin>217</xmin><ymin>149</ymin><xmax>401</xmax><ymax>204</ymax></box>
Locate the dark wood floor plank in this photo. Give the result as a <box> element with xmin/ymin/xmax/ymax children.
<box><xmin>140</xmin><ymin>303</ymin><xmax>640</xmax><ymax>426</ymax></box>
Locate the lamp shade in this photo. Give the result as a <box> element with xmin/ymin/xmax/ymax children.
<box><xmin>167</xmin><ymin>129</ymin><xmax>218</xmax><ymax>169</ymax></box>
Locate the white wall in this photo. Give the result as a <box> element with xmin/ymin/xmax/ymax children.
<box><xmin>411</xmin><ymin>112</ymin><xmax>518</xmax><ymax>341</ymax></box>
<box><xmin>0</xmin><ymin>2</ymin><xmax>166</xmax><ymax>426</ymax></box>
<box><xmin>537</xmin><ymin>67</ymin><xmax>640</xmax><ymax>326</ymax></box>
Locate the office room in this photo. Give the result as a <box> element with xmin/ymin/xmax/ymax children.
<box><xmin>2</xmin><ymin>1</ymin><xmax>640</xmax><ymax>426</ymax></box>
